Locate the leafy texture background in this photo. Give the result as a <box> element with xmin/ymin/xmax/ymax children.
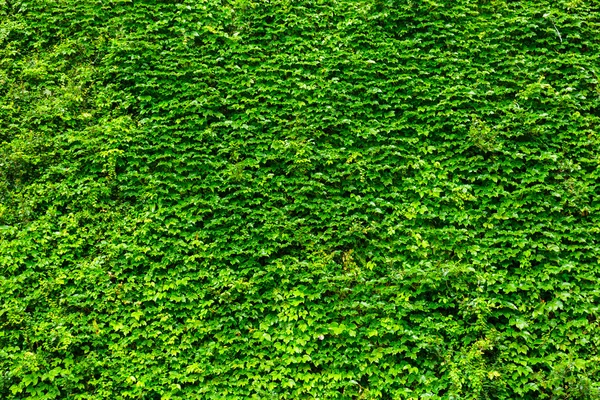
<box><xmin>1</xmin><ymin>0</ymin><xmax>600</xmax><ymax>398</ymax></box>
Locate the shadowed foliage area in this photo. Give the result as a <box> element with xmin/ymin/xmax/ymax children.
<box><xmin>1</xmin><ymin>0</ymin><xmax>600</xmax><ymax>398</ymax></box>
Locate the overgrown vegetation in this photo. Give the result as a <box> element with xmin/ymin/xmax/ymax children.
<box><xmin>1</xmin><ymin>0</ymin><xmax>600</xmax><ymax>398</ymax></box>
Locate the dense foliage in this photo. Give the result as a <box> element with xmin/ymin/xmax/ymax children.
<box><xmin>2</xmin><ymin>0</ymin><xmax>600</xmax><ymax>398</ymax></box>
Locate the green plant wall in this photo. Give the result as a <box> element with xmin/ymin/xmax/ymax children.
<box><xmin>1</xmin><ymin>0</ymin><xmax>600</xmax><ymax>398</ymax></box>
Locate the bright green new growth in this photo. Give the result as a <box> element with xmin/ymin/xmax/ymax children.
<box><xmin>1</xmin><ymin>0</ymin><xmax>600</xmax><ymax>398</ymax></box>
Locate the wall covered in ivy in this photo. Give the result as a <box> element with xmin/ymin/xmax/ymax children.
<box><xmin>1</xmin><ymin>0</ymin><xmax>600</xmax><ymax>398</ymax></box>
